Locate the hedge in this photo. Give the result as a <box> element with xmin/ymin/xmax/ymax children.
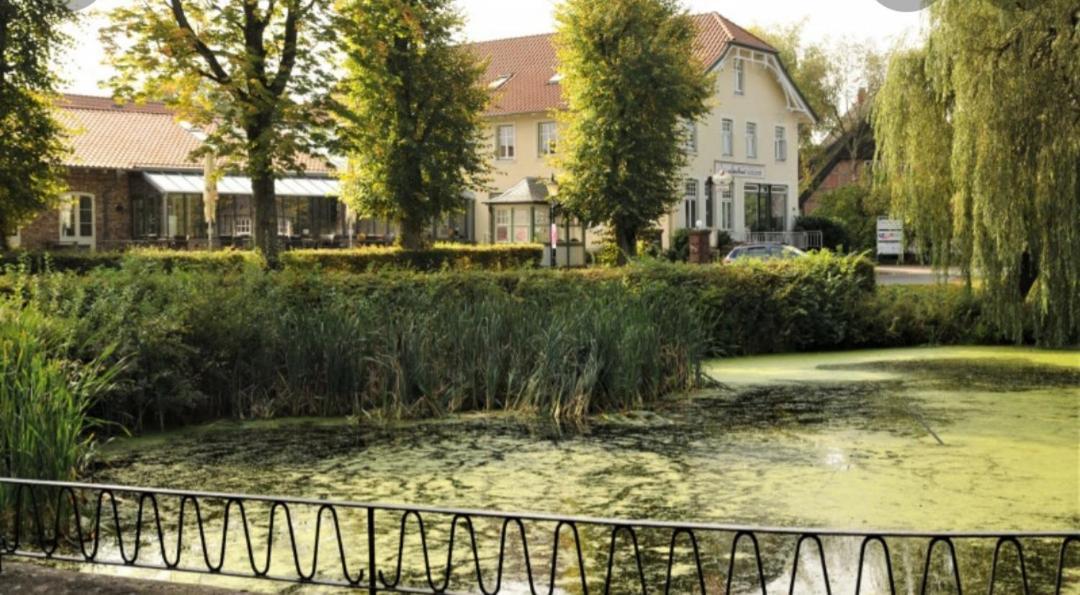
<box><xmin>0</xmin><ymin>243</ymin><xmax>543</xmax><ymax>274</ymax></box>
<box><xmin>282</xmin><ymin>244</ymin><xmax>543</xmax><ymax>272</ymax></box>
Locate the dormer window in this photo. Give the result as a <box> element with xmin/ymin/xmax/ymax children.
<box><xmin>548</xmin><ymin>72</ymin><xmax>564</xmax><ymax>84</ymax></box>
<box><xmin>489</xmin><ymin>74</ymin><xmax>513</xmax><ymax>90</ymax></box>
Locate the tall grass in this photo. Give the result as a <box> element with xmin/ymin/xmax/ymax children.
<box><xmin>0</xmin><ymin>303</ymin><xmax>117</xmax><ymax>481</ymax></box>
<box><xmin>8</xmin><ymin>263</ymin><xmax>708</xmax><ymax>431</ymax></box>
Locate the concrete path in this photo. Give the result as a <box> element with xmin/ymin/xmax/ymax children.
<box><xmin>875</xmin><ymin>265</ymin><xmax>964</xmax><ymax>286</ymax></box>
<box><xmin>0</xmin><ymin>561</ymin><xmax>249</xmax><ymax>594</ymax></box>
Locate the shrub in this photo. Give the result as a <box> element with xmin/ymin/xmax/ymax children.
<box><xmin>0</xmin><ymin>248</ymin><xmax>261</xmax><ymax>274</ymax></box>
<box><xmin>665</xmin><ymin>228</ymin><xmax>691</xmax><ymax>262</ymax></box>
<box><xmin>795</xmin><ymin>216</ymin><xmax>850</xmax><ymax>252</ymax></box>
<box><xmin>281</xmin><ymin>244</ymin><xmax>542</xmax><ymax>272</ymax></box>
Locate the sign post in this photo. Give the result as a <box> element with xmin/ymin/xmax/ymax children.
<box><xmin>876</xmin><ymin>218</ymin><xmax>905</xmax><ymax>262</ymax></box>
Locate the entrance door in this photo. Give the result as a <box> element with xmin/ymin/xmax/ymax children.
<box><xmin>59</xmin><ymin>193</ymin><xmax>95</xmax><ymax>247</ymax></box>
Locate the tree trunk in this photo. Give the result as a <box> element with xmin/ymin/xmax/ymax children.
<box><xmin>399</xmin><ymin>216</ymin><xmax>427</xmax><ymax>250</ymax></box>
<box><xmin>614</xmin><ymin>223</ymin><xmax>638</xmax><ymax>265</ymax></box>
<box><xmin>1019</xmin><ymin>250</ymin><xmax>1038</xmax><ymax>298</ymax></box>
<box><xmin>251</xmin><ymin>172</ymin><xmax>278</xmax><ymax>266</ymax></box>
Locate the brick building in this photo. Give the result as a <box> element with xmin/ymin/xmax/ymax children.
<box><xmin>799</xmin><ymin>117</ymin><xmax>875</xmax><ymax>215</ymax></box>
<box><xmin>10</xmin><ymin>95</ymin><xmax>341</xmax><ymax>251</ymax></box>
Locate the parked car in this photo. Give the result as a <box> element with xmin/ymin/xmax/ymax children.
<box><xmin>723</xmin><ymin>243</ymin><xmax>806</xmax><ymax>264</ymax></box>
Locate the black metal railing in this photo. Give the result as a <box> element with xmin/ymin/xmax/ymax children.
<box><xmin>1</xmin><ymin>478</ymin><xmax>1076</xmax><ymax>594</ymax></box>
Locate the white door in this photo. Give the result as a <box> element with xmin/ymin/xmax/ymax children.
<box><xmin>59</xmin><ymin>193</ymin><xmax>95</xmax><ymax>247</ymax></box>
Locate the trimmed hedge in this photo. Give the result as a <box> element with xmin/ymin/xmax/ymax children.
<box><xmin>282</xmin><ymin>244</ymin><xmax>543</xmax><ymax>272</ymax></box>
<box><xmin>0</xmin><ymin>243</ymin><xmax>543</xmax><ymax>274</ymax></box>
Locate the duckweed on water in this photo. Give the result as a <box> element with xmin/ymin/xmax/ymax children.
<box><xmin>75</xmin><ymin>347</ymin><xmax>1080</xmax><ymax>592</ymax></box>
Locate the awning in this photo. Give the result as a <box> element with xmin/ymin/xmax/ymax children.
<box><xmin>143</xmin><ymin>172</ymin><xmax>340</xmax><ymax>198</ymax></box>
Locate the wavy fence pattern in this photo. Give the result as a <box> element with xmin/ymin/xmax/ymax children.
<box><xmin>0</xmin><ymin>479</ymin><xmax>1077</xmax><ymax>594</ymax></box>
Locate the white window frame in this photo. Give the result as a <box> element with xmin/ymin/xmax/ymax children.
<box><xmin>538</xmin><ymin>121</ymin><xmax>557</xmax><ymax>156</ymax></box>
<box><xmin>683</xmin><ymin>178</ymin><xmax>699</xmax><ymax>229</ymax></box>
<box><xmin>734</xmin><ymin>58</ymin><xmax>745</xmax><ymax>95</ymax></box>
<box><xmin>494</xmin><ymin>207</ymin><xmax>511</xmax><ymax>243</ymax></box>
<box><xmin>746</xmin><ymin>122</ymin><xmax>758</xmax><ymax>160</ymax></box>
<box><xmin>682</xmin><ymin>120</ymin><xmax>698</xmax><ymax>154</ymax></box>
<box><xmin>721</xmin><ymin>118</ymin><xmax>734</xmax><ymax>157</ymax></box>
<box><xmin>775</xmin><ymin>125</ymin><xmax>788</xmax><ymax>162</ymax></box>
<box><xmin>58</xmin><ymin>192</ymin><xmax>95</xmax><ymax>246</ymax></box>
<box><xmin>496</xmin><ymin>125</ymin><xmax>516</xmax><ymax>160</ymax></box>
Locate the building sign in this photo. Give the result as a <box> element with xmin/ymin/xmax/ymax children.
<box><xmin>877</xmin><ymin>218</ymin><xmax>904</xmax><ymax>256</ymax></box>
<box><xmin>715</xmin><ymin>161</ymin><xmax>765</xmax><ymax>179</ymax></box>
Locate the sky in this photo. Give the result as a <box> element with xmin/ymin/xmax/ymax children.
<box><xmin>59</xmin><ymin>0</ymin><xmax>927</xmax><ymax>96</ymax></box>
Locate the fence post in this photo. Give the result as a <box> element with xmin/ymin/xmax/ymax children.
<box><xmin>367</xmin><ymin>507</ymin><xmax>377</xmax><ymax>595</ymax></box>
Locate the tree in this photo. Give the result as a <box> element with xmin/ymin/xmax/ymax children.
<box><xmin>811</xmin><ymin>183</ymin><xmax>888</xmax><ymax>252</ymax></box>
<box><xmin>874</xmin><ymin>0</ymin><xmax>1080</xmax><ymax>346</ymax></box>
<box><xmin>0</xmin><ymin>0</ymin><xmax>71</xmax><ymax>249</ymax></box>
<box><xmin>335</xmin><ymin>0</ymin><xmax>489</xmax><ymax>250</ymax></box>
<box><xmin>553</xmin><ymin>0</ymin><xmax>712</xmax><ymax>261</ymax></box>
<box><xmin>103</xmin><ymin>0</ymin><xmax>334</xmax><ymax>264</ymax></box>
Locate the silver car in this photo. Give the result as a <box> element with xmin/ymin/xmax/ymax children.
<box><xmin>723</xmin><ymin>243</ymin><xmax>806</xmax><ymax>264</ymax></box>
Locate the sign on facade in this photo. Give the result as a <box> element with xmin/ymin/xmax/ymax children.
<box><xmin>716</xmin><ymin>161</ymin><xmax>765</xmax><ymax>179</ymax></box>
<box><xmin>876</xmin><ymin>218</ymin><xmax>905</xmax><ymax>257</ymax></box>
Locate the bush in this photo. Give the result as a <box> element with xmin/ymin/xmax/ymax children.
<box><xmin>795</xmin><ymin>216</ymin><xmax>850</xmax><ymax>252</ymax></box>
<box><xmin>2</xmin><ymin>252</ymin><xmax>1008</xmax><ymax>435</ymax></box>
<box><xmin>283</xmin><ymin>243</ymin><xmax>543</xmax><ymax>272</ymax></box>
<box><xmin>1</xmin><ymin>244</ymin><xmax>542</xmax><ymax>275</ymax></box>
<box><xmin>665</xmin><ymin>228</ymin><xmax>691</xmax><ymax>262</ymax></box>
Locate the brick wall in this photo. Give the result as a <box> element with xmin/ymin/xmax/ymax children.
<box><xmin>803</xmin><ymin>160</ymin><xmax>867</xmax><ymax>215</ymax></box>
<box><xmin>16</xmin><ymin>167</ymin><xmax>133</xmax><ymax>250</ymax></box>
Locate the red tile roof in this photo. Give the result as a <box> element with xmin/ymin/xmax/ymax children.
<box><xmin>470</xmin><ymin>12</ymin><xmax>777</xmax><ymax>117</ymax></box>
<box><xmin>56</xmin><ymin>94</ymin><xmax>335</xmax><ymax>174</ymax></box>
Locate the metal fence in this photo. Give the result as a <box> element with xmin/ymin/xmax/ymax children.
<box><xmin>1</xmin><ymin>478</ymin><xmax>1076</xmax><ymax>594</ymax></box>
<box><xmin>745</xmin><ymin>231</ymin><xmax>823</xmax><ymax>250</ymax></box>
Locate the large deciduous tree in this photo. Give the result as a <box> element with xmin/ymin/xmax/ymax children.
<box><xmin>554</xmin><ymin>0</ymin><xmax>711</xmax><ymax>261</ymax></box>
<box><xmin>103</xmin><ymin>0</ymin><xmax>334</xmax><ymax>264</ymax></box>
<box><xmin>874</xmin><ymin>0</ymin><xmax>1080</xmax><ymax>346</ymax></box>
<box><xmin>0</xmin><ymin>0</ymin><xmax>71</xmax><ymax>249</ymax></box>
<box><xmin>335</xmin><ymin>0</ymin><xmax>489</xmax><ymax>250</ymax></box>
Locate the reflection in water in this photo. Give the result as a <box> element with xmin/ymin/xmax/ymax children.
<box><xmin>79</xmin><ymin>347</ymin><xmax>1077</xmax><ymax>592</ymax></box>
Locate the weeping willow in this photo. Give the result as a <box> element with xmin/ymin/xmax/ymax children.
<box><xmin>874</xmin><ymin>0</ymin><xmax>1080</xmax><ymax>346</ymax></box>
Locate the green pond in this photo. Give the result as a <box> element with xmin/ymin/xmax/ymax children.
<box><xmin>75</xmin><ymin>347</ymin><xmax>1079</xmax><ymax>592</ymax></box>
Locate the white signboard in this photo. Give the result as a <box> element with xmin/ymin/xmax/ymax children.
<box><xmin>716</xmin><ymin>161</ymin><xmax>765</xmax><ymax>179</ymax></box>
<box><xmin>877</xmin><ymin>218</ymin><xmax>904</xmax><ymax>256</ymax></box>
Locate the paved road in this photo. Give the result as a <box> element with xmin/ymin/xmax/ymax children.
<box><xmin>875</xmin><ymin>265</ymin><xmax>964</xmax><ymax>286</ymax></box>
<box><xmin>0</xmin><ymin>561</ymin><xmax>249</xmax><ymax>594</ymax></box>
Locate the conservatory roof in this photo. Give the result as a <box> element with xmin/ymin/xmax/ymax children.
<box><xmin>143</xmin><ymin>172</ymin><xmax>340</xmax><ymax>198</ymax></box>
<box><xmin>486</xmin><ymin>177</ymin><xmax>552</xmax><ymax>205</ymax></box>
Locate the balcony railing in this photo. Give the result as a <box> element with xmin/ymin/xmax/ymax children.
<box><xmin>0</xmin><ymin>478</ymin><xmax>1076</xmax><ymax>594</ymax></box>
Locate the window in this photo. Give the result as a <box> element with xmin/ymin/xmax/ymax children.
<box><xmin>512</xmin><ymin>206</ymin><xmax>531</xmax><ymax>242</ymax></box>
<box><xmin>744</xmin><ymin>184</ymin><xmax>788</xmax><ymax>232</ymax></box>
<box><xmin>721</xmin><ymin>119</ymin><xmax>734</xmax><ymax>156</ymax></box>
<box><xmin>746</xmin><ymin>122</ymin><xmax>758</xmax><ymax>160</ymax></box>
<box><xmin>234</xmin><ymin>217</ymin><xmax>253</xmax><ymax>236</ymax></box>
<box><xmin>533</xmin><ymin>207</ymin><xmax>550</xmax><ymax>243</ymax></box>
<box><xmin>538</xmin><ymin>121</ymin><xmax>557</xmax><ymax>156</ymax></box>
<box><xmin>721</xmin><ymin>187</ymin><xmax>733</xmax><ymax>231</ymax></box>
<box><xmin>488</xmin><ymin>75</ymin><xmax>512</xmax><ymax>90</ymax></box>
<box><xmin>683</xmin><ymin>179</ymin><xmax>699</xmax><ymax>229</ymax></box>
<box><xmin>59</xmin><ymin>193</ymin><xmax>94</xmax><ymax>244</ymax></box>
<box><xmin>705</xmin><ymin>182</ymin><xmax>714</xmax><ymax>228</ymax></box>
<box><xmin>494</xmin><ymin>208</ymin><xmax>511</xmax><ymax>243</ymax></box>
<box><xmin>496</xmin><ymin>125</ymin><xmax>515</xmax><ymax>160</ymax></box>
<box><xmin>682</xmin><ymin>120</ymin><xmax>698</xmax><ymax>153</ymax></box>
<box><xmin>775</xmin><ymin>126</ymin><xmax>788</xmax><ymax>162</ymax></box>
<box><xmin>734</xmin><ymin>58</ymin><xmax>745</xmax><ymax>95</ymax></box>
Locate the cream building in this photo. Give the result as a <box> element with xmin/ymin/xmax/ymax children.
<box><xmin>468</xmin><ymin>12</ymin><xmax>817</xmax><ymax>250</ymax></box>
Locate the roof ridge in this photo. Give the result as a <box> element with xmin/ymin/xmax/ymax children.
<box><xmin>710</xmin><ymin>12</ymin><xmax>776</xmax><ymax>52</ymax></box>
<box><xmin>468</xmin><ymin>31</ymin><xmax>555</xmax><ymax>47</ymax></box>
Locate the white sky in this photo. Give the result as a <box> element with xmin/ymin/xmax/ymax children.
<box><xmin>59</xmin><ymin>0</ymin><xmax>927</xmax><ymax>96</ymax></box>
